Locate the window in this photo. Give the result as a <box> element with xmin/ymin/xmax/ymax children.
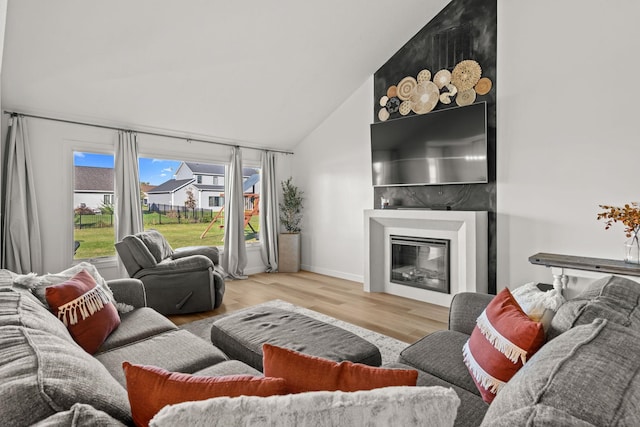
<box><xmin>138</xmin><ymin>158</ymin><xmax>260</xmax><ymax>247</ymax></box>
<box><xmin>73</xmin><ymin>153</ymin><xmax>262</xmax><ymax>260</ymax></box>
<box><xmin>73</xmin><ymin>152</ymin><xmax>116</xmax><ymax>260</ymax></box>
<box><xmin>208</xmin><ymin>196</ymin><xmax>224</xmax><ymax>207</ymax></box>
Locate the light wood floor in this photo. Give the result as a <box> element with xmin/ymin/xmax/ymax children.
<box><xmin>168</xmin><ymin>271</ymin><xmax>448</xmax><ymax>343</ymax></box>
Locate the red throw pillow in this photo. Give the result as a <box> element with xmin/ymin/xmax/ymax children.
<box><xmin>45</xmin><ymin>269</ymin><xmax>120</xmax><ymax>354</ymax></box>
<box><xmin>462</xmin><ymin>288</ymin><xmax>545</xmax><ymax>403</ymax></box>
<box><xmin>122</xmin><ymin>362</ymin><xmax>288</xmax><ymax>427</ymax></box>
<box><xmin>262</xmin><ymin>343</ymin><xmax>418</xmax><ymax>394</ymax></box>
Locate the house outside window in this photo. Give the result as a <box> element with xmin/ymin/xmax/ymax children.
<box><xmin>73</xmin><ymin>152</ymin><xmax>116</xmax><ymax>260</ymax></box>
<box><xmin>73</xmin><ymin>154</ymin><xmax>262</xmax><ymax>260</ymax></box>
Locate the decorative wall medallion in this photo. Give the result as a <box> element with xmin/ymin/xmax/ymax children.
<box><xmin>475</xmin><ymin>77</ymin><xmax>492</xmax><ymax>95</ymax></box>
<box><xmin>439</xmin><ymin>84</ymin><xmax>458</xmax><ymax>104</ymax></box>
<box><xmin>379</xmin><ymin>95</ymin><xmax>389</xmax><ymax>107</ymax></box>
<box><xmin>387</xmin><ymin>85</ymin><xmax>398</xmax><ymax>98</ymax></box>
<box><xmin>451</xmin><ymin>60</ymin><xmax>482</xmax><ymax>91</ymax></box>
<box><xmin>399</xmin><ymin>101</ymin><xmax>413</xmax><ymax>115</ymax></box>
<box><xmin>456</xmin><ymin>88</ymin><xmax>476</xmax><ymax>106</ymax></box>
<box><xmin>410</xmin><ymin>81</ymin><xmax>439</xmax><ymax>114</ymax></box>
<box><xmin>417</xmin><ymin>69</ymin><xmax>432</xmax><ymax>83</ymax></box>
<box><xmin>433</xmin><ymin>69</ymin><xmax>452</xmax><ymax>89</ymax></box>
<box><xmin>378</xmin><ymin>108</ymin><xmax>390</xmax><ymax>121</ymax></box>
<box><xmin>385</xmin><ymin>97</ymin><xmax>401</xmax><ymax>113</ymax></box>
<box><xmin>397</xmin><ymin>76</ymin><xmax>418</xmax><ymax>101</ymax></box>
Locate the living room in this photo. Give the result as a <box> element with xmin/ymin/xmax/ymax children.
<box><xmin>2</xmin><ymin>1</ymin><xmax>640</xmax><ymax>425</ymax></box>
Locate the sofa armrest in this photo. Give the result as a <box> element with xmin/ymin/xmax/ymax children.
<box><xmin>172</xmin><ymin>246</ymin><xmax>219</xmax><ymax>265</ymax></box>
<box><xmin>107</xmin><ymin>278</ymin><xmax>147</xmax><ymax>308</ymax></box>
<box><xmin>136</xmin><ymin>255</ymin><xmax>213</xmax><ymax>278</ymax></box>
<box><xmin>449</xmin><ymin>292</ymin><xmax>494</xmax><ymax>335</ymax></box>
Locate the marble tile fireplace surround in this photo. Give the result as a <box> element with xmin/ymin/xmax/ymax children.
<box><xmin>364</xmin><ymin>209</ymin><xmax>488</xmax><ymax>308</ymax></box>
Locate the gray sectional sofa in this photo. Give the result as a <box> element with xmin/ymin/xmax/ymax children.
<box><xmin>3</xmin><ymin>264</ymin><xmax>639</xmax><ymax>426</ymax></box>
<box><xmin>0</xmin><ymin>270</ymin><xmax>258</xmax><ymax>426</ymax></box>
<box><xmin>393</xmin><ymin>275</ymin><xmax>640</xmax><ymax>426</ymax></box>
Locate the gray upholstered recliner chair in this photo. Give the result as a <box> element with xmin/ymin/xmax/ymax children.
<box><xmin>115</xmin><ymin>230</ymin><xmax>225</xmax><ymax>315</ymax></box>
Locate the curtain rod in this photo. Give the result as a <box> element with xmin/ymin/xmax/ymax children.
<box><xmin>3</xmin><ymin>110</ymin><xmax>294</xmax><ymax>155</ymax></box>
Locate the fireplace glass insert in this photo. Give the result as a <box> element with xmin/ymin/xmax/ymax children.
<box><xmin>390</xmin><ymin>235</ymin><xmax>450</xmax><ymax>293</ymax></box>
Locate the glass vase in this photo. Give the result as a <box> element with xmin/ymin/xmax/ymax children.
<box><xmin>624</xmin><ymin>234</ymin><xmax>640</xmax><ymax>264</ymax></box>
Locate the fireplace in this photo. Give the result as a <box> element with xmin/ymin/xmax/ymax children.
<box><xmin>364</xmin><ymin>209</ymin><xmax>488</xmax><ymax>307</ymax></box>
<box><xmin>390</xmin><ymin>235</ymin><xmax>450</xmax><ymax>293</ymax></box>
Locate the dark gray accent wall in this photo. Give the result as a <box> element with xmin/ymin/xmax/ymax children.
<box><xmin>372</xmin><ymin>0</ymin><xmax>497</xmax><ymax>293</ymax></box>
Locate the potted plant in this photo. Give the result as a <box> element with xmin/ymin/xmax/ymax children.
<box><xmin>278</xmin><ymin>177</ymin><xmax>304</xmax><ymax>272</ymax></box>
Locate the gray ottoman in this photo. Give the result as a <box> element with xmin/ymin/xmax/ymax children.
<box><xmin>210</xmin><ymin>307</ymin><xmax>382</xmax><ymax>371</ymax></box>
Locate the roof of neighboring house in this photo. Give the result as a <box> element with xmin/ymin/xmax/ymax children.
<box><xmin>183</xmin><ymin>162</ymin><xmax>225</xmax><ymax>175</ymax></box>
<box><xmin>74</xmin><ymin>166</ymin><xmax>113</xmax><ymax>192</ymax></box>
<box><xmin>193</xmin><ymin>184</ymin><xmax>225</xmax><ymax>192</ymax></box>
<box><xmin>140</xmin><ymin>183</ymin><xmax>156</xmax><ymax>193</ymax></box>
<box><xmin>183</xmin><ymin>162</ymin><xmax>259</xmax><ymax>177</ymax></box>
<box><xmin>147</xmin><ymin>179</ymin><xmax>194</xmax><ymax>193</ymax></box>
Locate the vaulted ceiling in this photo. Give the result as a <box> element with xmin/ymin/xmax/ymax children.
<box><xmin>1</xmin><ymin>0</ymin><xmax>449</xmax><ymax>151</ymax></box>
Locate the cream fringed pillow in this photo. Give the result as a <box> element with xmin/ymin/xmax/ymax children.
<box><xmin>511</xmin><ymin>282</ymin><xmax>565</xmax><ymax>331</ymax></box>
<box><xmin>149</xmin><ymin>386</ymin><xmax>460</xmax><ymax>427</ymax></box>
<box><xmin>12</xmin><ymin>262</ymin><xmax>134</xmax><ymax>313</ymax></box>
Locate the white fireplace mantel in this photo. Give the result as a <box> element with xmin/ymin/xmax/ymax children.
<box><xmin>364</xmin><ymin>209</ymin><xmax>488</xmax><ymax>307</ymax></box>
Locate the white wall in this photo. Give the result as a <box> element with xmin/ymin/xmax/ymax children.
<box><xmin>292</xmin><ymin>78</ymin><xmax>374</xmax><ymax>282</ymax></box>
<box><xmin>293</xmin><ymin>0</ymin><xmax>640</xmax><ymax>290</ymax></box>
<box><xmin>496</xmin><ymin>0</ymin><xmax>640</xmax><ymax>289</ymax></box>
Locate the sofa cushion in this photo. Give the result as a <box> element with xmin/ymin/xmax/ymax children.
<box><xmin>98</xmin><ymin>307</ymin><xmax>177</xmax><ymax>353</ymax></box>
<box><xmin>95</xmin><ymin>329</ymin><xmax>228</xmax><ymax>387</ymax></box>
<box><xmin>481</xmin><ymin>319</ymin><xmax>640</xmax><ymax>426</ymax></box>
<box><xmin>193</xmin><ymin>360</ymin><xmax>263</xmax><ymax>377</ymax></box>
<box><xmin>32</xmin><ymin>403</ymin><xmax>127</xmax><ymax>427</ymax></box>
<box><xmin>386</xmin><ymin>361</ymin><xmax>488</xmax><ymax>427</ymax></box>
<box><xmin>45</xmin><ymin>269</ymin><xmax>121</xmax><ymax>354</ymax></box>
<box><xmin>262</xmin><ymin>344</ymin><xmax>417</xmax><ymax>394</ymax></box>
<box><xmin>149</xmin><ymin>386</ymin><xmax>461</xmax><ymax>427</ymax></box>
<box><xmin>548</xmin><ymin>275</ymin><xmax>640</xmax><ymax>339</ymax></box>
<box><xmin>121</xmin><ymin>235</ymin><xmax>158</xmax><ymax>269</ymax></box>
<box><xmin>462</xmin><ymin>288</ymin><xmax>545</xmax><ymax>403</ymax></box>
<box><xmin>482</xmin><ymin>404</ymin><xmax>597</xmax><ymax>427</ymax></box>
<box><xmin>399</xmin><ymin>330</ymin><xmax>480</xmax><ymax>396</ymax></box>
<box><xmin>123</xmin><ymin>362</ymin><xmax>288</xmax><ymax>427</ymax></box>
<box><xmin>137</xmin><ymin>230</ymin><xmax>174</xmax><ymax>263</ymax></box>
<box><xmin>0</xmin><ymin>288</ymin><xmax>73</xmax><ymax>342</ymax></box>
<box><xmin>0</xmin><ymin>325</ymin><xmax>131</xmax><ymax>426</ymax></box>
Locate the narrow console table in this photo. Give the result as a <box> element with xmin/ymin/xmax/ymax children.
<box><xmin>529</xmin><ymin>252</ymin><xmax>640</xmax><ymax>291</ymax></box>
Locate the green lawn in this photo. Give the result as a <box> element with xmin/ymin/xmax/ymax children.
<box><xmin>74</xmin><ymin>214</ymin><xmax>259</xmax><ymax>260</ymax></box>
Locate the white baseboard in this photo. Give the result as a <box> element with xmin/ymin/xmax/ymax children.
<box><xmin>300</xmin><ymin>264</ymin><xmax>364</xmax><ymax>284</ymax></box>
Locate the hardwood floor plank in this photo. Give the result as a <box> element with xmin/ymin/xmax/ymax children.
<box><xmin>168</xmin><ymin>271</ymin><xmax>448</xmax><ymax>343</ymax></box>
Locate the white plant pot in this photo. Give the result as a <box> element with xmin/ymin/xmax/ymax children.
<box><xmin>279</xmin><ymin>233</ymin><xmax>301</xmax><ymax>273</ymax></box>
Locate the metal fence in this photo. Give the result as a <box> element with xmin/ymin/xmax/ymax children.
<box><xmin>74</xmin><ymin>198</ymin><xmax>257</xmax><ymax>229</ymax></box>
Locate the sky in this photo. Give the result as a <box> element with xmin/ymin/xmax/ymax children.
<box><xmin>74</xmin><ymin>152</ymin><xmax>181</xmax><ymax>185</ymax></box>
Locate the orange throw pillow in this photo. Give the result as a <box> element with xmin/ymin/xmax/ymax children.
<box><xmin>122</xmin><ymin>362</ymin><xmax>288</xmax><ymax>427</ymax></box>
<box><xmin>262</xmin><ymin>343</ymin><xmax>418</xmax><ymax>394</ymax></box>
<box><xmin>45</xmin><ymin>269</ymin><xmax>120</xmax><ymax>354</ymax></box>
<box><xmin>462</xmin><ymin>288</ymin><xmax>546</xmax><ymax>403</ymax></box>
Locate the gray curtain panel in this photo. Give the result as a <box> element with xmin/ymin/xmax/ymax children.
<box><xmin>221</xmin><ymin>146</ymin><xmax>248</xmax><ymax>279</ymax></box>
<box><xmin>1</xmin><ymin>115</ymin><xmax>43</xmax><ymax>273</ymax></box>
<box><xmin>259</xmin><ymin>151</ymin><xmax>279</xmax><ymax>272</ymax></box>
<box><xmin>114</xmin><ymin>130</ymin><xmax>143</xmax><ymax>242</ymax></box>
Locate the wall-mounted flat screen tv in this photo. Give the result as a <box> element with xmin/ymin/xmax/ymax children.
<box><xmin>370</xmin><ymin>102</ymin><xmax>487</xmax><ymax>187</ymax></box>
